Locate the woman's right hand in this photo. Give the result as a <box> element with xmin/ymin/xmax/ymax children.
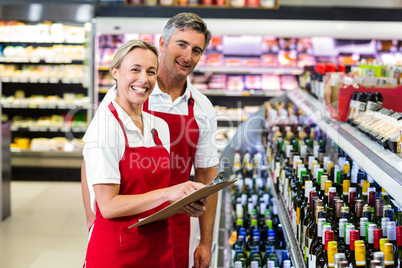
<box><xmin>166</xmin><ymin>181</ymin><xmax>204</xmax><ymax>203</ymax></box>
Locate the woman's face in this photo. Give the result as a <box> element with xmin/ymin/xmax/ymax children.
<box><xmin>112</xmin><ymin>47</ymin><xmax>158</xmax><ymax>107</ymax></box>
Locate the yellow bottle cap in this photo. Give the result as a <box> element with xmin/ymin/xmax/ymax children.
<box><xmin>379</xmin><ymin>238</ymin><xmax>389</xmax><ymax>252</ymax></box>
<box><xmin>343</xmin><ymin>180</ymin><xmax>350</xmax><ymax>196</ymax></box>
<box><xmin>362</xmin><ymin>180</ymin><xmax>370</xmax><ymax>196</ymax></box>
<box><xmin>325</xmin><ymin>180</ymin><xmax>332</xmax><ymax>196</ymax></box>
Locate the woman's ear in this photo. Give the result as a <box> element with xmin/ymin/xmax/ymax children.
<box><xmin>111</xmin><ymin>67</ymin><xmax>119</xmax><ymax>81</ymax></box>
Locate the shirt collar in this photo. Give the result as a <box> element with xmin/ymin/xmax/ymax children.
<box><xmin>152</xmin><ymin>77</ymin><xmax>192</xmax><ymax>101</ymax></box>
<box><xmin>111</xmin><ymin>100</ymin><xmax>142</xmax><ymax>133</ymax></box>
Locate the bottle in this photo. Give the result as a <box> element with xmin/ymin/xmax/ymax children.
<box><xmin>396</xmin><ymin>226</ymin><xmax>402</xmax><ymax>268</ymax></box>
<box><xmin>367</xmin><ymin>223</ymin><xmax>377</xmax><ymax>264</ymax></box>
<box><xmin>374</xmin><ymin>199</ymin><xmax>384</xmax><ymax>227</ymax></box>
<box><xmin>234</xmin><ymin>261</ymin><xmax>243</xmax><ymax>268</ymax></box>
<box><xmin>302</xmin><ymin>190</ymin><xmax>317</xmax><ymax>262</ymax></box>
<box><xmin>373</xmin><ymin>251</ymin><xmax>385</xmax><ymax>267</ymax></box>
<box><xmin>369</xmin><ymin>260</ymin><xmax>382</xmax><ymax>268</ymax></box>
<box><xmin>383</xmin><ymin>243</ymin><xmax>395</xmax><ymax>268</ymax></box>
<box><xmin>334</xmin><ymin>253</ymin><xmax>347</xmax><ymax>268</ymax></box>
<box><xmin>331</xmin><ymin>200</ymin><xmax>344</xmax><ymax>240</ymax></box>
<box><xmin>386</xmin><ymin>221</ymin><xmax>397</xmax><ymax>256</ymax></box>
<box><xmin>363</xmin><ymin>206</ymin><xmax>372</xmax><ymax>223</ymax></box>
<box><xmin>355</xmin><ymin>242</ymin><xmax>367</xmax><ymax>267</ymax></box>
<box><xmin>314</xmin><ymin>224</ymin><xmax>332</xmax><ymax>267</ymax></box>
<box><xmin>316</xmin><ymin>229</ymin><xmax>334</xmax><ymax>267</ymax></box>
<box><xmin>354</xmin><ymin>200</ymin><xmax>365</xmax><ymax>230</ymax></box>
<box><xmin>360</xmin><ymin>218</ymin><xmax>369</xmax><ymax>243</ymax></box>
<box><xmin>347</xmin><ymin>229</ymin><xmax>359</xmax><ymax>265</ymax></box>
<box><xmin>379</xmin><ymin>238</ymin><xmax>389</xmax><ymax>253</ymax></box>
<box><xmin>327</xmin><ymin>241</ymin><xmax>338</xmax><ymax>268</ymax></box>
<box><xmin>374</xmin><ymin>228</ymin><xmax>383</xmax><ymax>253</ymax></box>
<box><xmin>307</xmin><ymin>205</ymin><xmax>325</xmax><ymax>267</ymax></box>
<box><xmin>338</xmin><ymin>218</ymin><xmax>348</xmax><ymax>253</ymax></box>
<box><xmin>382</xmin><ymin>218</ymin><xmax>390</xmax><ymax>239</ymax></box>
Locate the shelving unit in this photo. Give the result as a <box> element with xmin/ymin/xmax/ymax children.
<box><xmin>287</xmin><ymin>89</ymin><xmax>402</xmax><ymax>206</ymax></box>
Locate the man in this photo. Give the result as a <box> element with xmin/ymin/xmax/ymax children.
<box><xmin>82</xmin><ymin>13</ymin><xmax>218</xmax><ymax>268</ymax></box>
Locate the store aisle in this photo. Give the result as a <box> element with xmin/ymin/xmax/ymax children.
<box><xmin>0</xmin><ymin>181</ymin><xmax>88</xmax><ymax>268</ymax></box>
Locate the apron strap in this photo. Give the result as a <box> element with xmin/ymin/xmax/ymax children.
<box><xmin>151</xmin><ymin>128</ymin><xmax>163</xmax><ymax>146</ymax></box>
<box><xmin>187</xmin><ymin>92</ymin><xmax>195</xmax><ymax>117</ymax></box>
<box><xmin>108</xmin><ymin>102</ymin><xmax>129</xmax><ymax>147</ymax></box>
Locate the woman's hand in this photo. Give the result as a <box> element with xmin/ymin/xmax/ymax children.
<box><xmin>166</xmin><ymin>181</ymin><xmax>204</xmax><ymax>202</ymax></box>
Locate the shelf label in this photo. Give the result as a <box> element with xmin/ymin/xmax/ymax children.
<box><xmin>49</xmin><ymin>78</ymin><xmax>59</xmax><ymax>84</ymax></box>
<box><xmin>49</xmin><ymin>127</ymin><xmax>60</xmax><ymax>132</ymax></box>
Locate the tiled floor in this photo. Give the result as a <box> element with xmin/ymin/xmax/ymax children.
<box><xmin>0</xmin><ymin>181</ymin><xmax>88</xmax><ymax>268</ymax></box>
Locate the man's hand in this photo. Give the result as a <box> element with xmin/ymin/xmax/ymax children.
<box><xmin>193</xmin><ymin>242</ymin><xmax>212</xmax><ymax>268</ymax></box>
<box><xmin>183</xmin><ymin>198</ymin><xmax>208</xmax><ymax>217</ymax></box>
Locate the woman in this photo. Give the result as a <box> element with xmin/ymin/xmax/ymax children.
<box><xmin>83</xmin><ymin>40</ymin><xmax>205</xmax><ymax>267</ymax></box>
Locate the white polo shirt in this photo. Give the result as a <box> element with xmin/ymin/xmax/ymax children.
<box><xmin>83</xmin><ymin>98</ymin><xmax>170</xmax><ymax>213</ymax></box>
<box><xmin>103</xmin><ymin>78</ymin><xmax>219</xmax><ymax>169</ymax></box>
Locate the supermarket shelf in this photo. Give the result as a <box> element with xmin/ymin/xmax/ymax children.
<box><xmin>269</xmin><ymin>173</ymin><xmax>305</xmax><ymax>268</ymax></box>
<box><xmin>202</xmin><ymin>89</ymin><xmax>285</xmax><ymax>97</ymax></box>
<box><xmin>0</xmin><ymin>57</ymin><xmax>83</xmax><ymax>64</ymax></box>
<box><xmin>10</xmin><ymin>125</ymin><xmax>87</xmax><ymax>133</ymax></box>
<box><xmin>1</xmin><ymin>77</ymin><xmax>84</xmax><ymax>84</ymax></box>
<box><xmin>0</xmin><ymin>41</ymin><xmax>84</xmax><ymax>45</ymax></box>
<box><xmin>11</xmin><ymin>150</ymin><xmax>83</xmax><ymax>168</ymax></box>
<box><xmin>287</xmin><ymin>89</ymin><xmax>402</xmax><ymax>206</ymax></box>
<box><xmin>2</xmin><ymin>103</ymin><xmax>88</xmax><ymax>110</ymax></box>
<box><xmin>195</xmin><ymin>66</ymin><xmax>303</xmax><ymax>75</ymax></box>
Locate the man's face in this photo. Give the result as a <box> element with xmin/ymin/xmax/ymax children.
<box><xmin>159</xmin><ymin>28</ymin><xmax>206</xmax><ymax>80</ymax></box>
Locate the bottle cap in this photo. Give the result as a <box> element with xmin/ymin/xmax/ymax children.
<box><xmin>374</xmin><ymin>229</ymin><xmax>383</xmax><ymax>249</ymax></box>
<box><xmin>334</xmin><ymin>253</ymin><xmax>346</xmax><ymax>266</ymax></box>
<box><xmin>374</xmin><ymin>198</ymin><xmax>384</xmax><ymax>217</ymax></box>
<box><xmin>383</xmin><ymin>242</ymin><xmax>393</xmax><ymax>253</ymax></box>
<box><xmin>339</xmin><ymin>219</ymin><xmax>348</xmax><ymax>238</ymax></box>
<box><xmin>322</xmin><ymin>224</ymin><xmax>331</xmax><ymax>245</ymax></box>
<box><xmin>379</xmin><ymin>238</ymin><xmax>389</xmax><ymax>252</ymax></box>
<box><xmin>343</xmin><ymin>180</ymin><xmax>350</xmax><ymax>196</ymax></box>
<box><xmin>360</xmin><ymin>218</ymin><xmax>368</xmax><ymax>237</ymax></box>
<box><xmin>363</xmin><ymin>206</ymin><xmax>371</xmax><ymax>213</ymax></box>
<box><xmin>324</xmin><ymin>181</ymin><xmax>332</xmax><ymax>196</ymax></box>
<box><xmin>362</xmin><ymin>180</ymin><xmax>370</xmax><ymax>196</ymax></box>
<box><xmin>345</xmin><ymin>224</ymin><xmax>355</xmax><ymax>245</ymax></box>
<box><xmin>267</xmin><ymin>260</ymin><xmax>275</xmax><ymax>268</ymax></box>
<box><xmin>396</xmin><ymin>226</ymin><xmax>402</xmax><ymax>246</ymax></box>
<box><xmin>350</xmin><ymin>230</ymin><xmax>359</xmax><ymax>250</ymax></box>
<box><xmin>328</xmin><ymin>188</ymin><xmax>336</xmax><ymax>208</ymax></box>
<box><xmin>387</xmin><ymin>221</ymin><xmax>396</xmax><ymax>241</ymax></box>
<box><xmin>309</xmin><ymin>191</ymin><xmax>317</xmax><ymax>208</ymax></box>
<box><xmin>382</xmin><ymin>217</ymin><xmax>390</xmax><ymax>237</ymax></box>
<box><xmin>334</xmin><ymin>200</ymin><xmax>343</xmax><ymax>218</ymax></box>
<box><xmin>250</xmin><ymin>261</ymin><xmax>258</xmax><ymax>268</ymax></box>
<box><xmin>348</xmin><ymin>188</ymin><xmax>357</xmax><ymax>206</ymax></box>
<box><xmin>325</xmin><ymin>230</ymin><xmax>334</xmax><ymax>250</ymax></box>
<box><xmin>373</xmin><ymin>251</ymin><xmax>385</xmax><ymax>267</ymax></box>
<box><xmin>320</xmin><ymin>174</ymin><xmax>328</xmax><ymax>191</ymax></box>
<box><xmin>368</xmin><ymin>187</ymin><xmax>376</xmax><ymax>207</ymax></box>
<box><xmin>282</xmin><ymin>260</ymin><xmax>291</xmax><ymax>268</ymax></box>
<box><xmin>317</xmin><ymin>219</ymin><xmax>326</xmax><ymax>237</ymax></box>
<box><xmin>368</xmin><ymin>224</ymin><xmax>376</xmax><ymax>244</ymax></box>
<box><xmin>355</xmin><ymin>243</ymin><xmax>366</xmax><ymax>264</ymax></box>
<box><xmin>234</xmin><ymin>261</ymin><xmax>243</xmax><ymax>268</ymax></box>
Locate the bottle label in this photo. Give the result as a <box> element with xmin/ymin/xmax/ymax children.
<box><xmin>384</xmin><ymin>261</ymin><xmax>394</xmax><ymax>265</ymax></box>
<box><xmin>309</xmin><ymin>254</ymin><xmax>316</xmax><ymax>268</ymax></box>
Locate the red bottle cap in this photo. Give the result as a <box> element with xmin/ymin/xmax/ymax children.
<box><xmin>350</xmin><ymin>230</ymin><xmax>359</xmax><ymax>250</ymax></box>
<box><xmin>348</xmin><ymin>190</ymin><xmax>357</xmax><ymax>206</ymax></box>
<box><xmin>396</xmin><ymin>226</ymin><xmax>402</xmax><ymax>246</ymax></box>
<box><xmin>309</xmin><ymin>191</ymin><xmax>317</xmax><ymax>208</ymax></box>
<box><xmin>374</xmin><ymin>229</ymin><xmax>383</xmax><ymax>249</ymax></box>
<box><xmin>368</xmin><ymin>191</ymin><xmax>376</xmax><ymax>207</ymax></box>
<box><xmin>325</xmin><ymin>230</ymin><xmax>334</xmax><ymax>250</ymax></box>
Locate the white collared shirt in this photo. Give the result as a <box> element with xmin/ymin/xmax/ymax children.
<box><xmin>103</xmin><ymin>78</ymin><xmax>219</xmax><ymax>169</ymax></box>
<box><xmin>83</xmin><ymin>99</ymin><xmax>170</xmax><ymax>213</ymax></box>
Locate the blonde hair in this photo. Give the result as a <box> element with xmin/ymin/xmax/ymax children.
<box><xmin>109</xmin><ymin>40</ymin><xmax>159</xmax><ymax>78</ymax></box>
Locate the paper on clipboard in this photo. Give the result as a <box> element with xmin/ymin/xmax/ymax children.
<box><xmin>129</xmin><ymin>173</ymin><xmax>236</xmax><ymax>228</ymax></box>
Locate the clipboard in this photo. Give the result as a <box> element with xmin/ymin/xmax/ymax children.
<box><xmin>129</xmin><ymin>172</ymin><xmax>236</xmax><ymax>228</ymax></box>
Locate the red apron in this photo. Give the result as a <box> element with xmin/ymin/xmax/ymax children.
<box><xmin>84</xmin><ymin>102</ymin><xmax>175</xmax><ymax>268</ymax></box>
<box><xmin>143</xmin><ymin>93</ymin><xmax>199</xmax><ymax>268</ymax></box>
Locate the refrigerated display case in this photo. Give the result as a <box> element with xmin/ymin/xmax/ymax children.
<box><xmin>0</xmin><ymin>3</ymin><xmax>93</xmax><ymax>180</ymax></box>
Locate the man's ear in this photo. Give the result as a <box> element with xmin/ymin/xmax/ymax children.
<box><xmin>111</xmin><ymin>67</ymin><xmax>119</xmax><ymax>80</ymax></box>
<box><xmin>159</xmin><ymin>35</ymin><xmax>166</xmax><ymax>53</ymax></box>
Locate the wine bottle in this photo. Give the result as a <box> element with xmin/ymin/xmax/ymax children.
<box><xmin>373</xmin><ymin>228</ymin><xmax>383</xmax><ymax>253</ymax></box>
<box><xmin>373</xmin><ymin>251</ymin><xmax>385</xmax><ymax>267</ymax></box>
<box><xmin>386</xmin><ymin>221</ymin><xmax>397</xmax><ymax>262</ymax></box>
<box><xmin>305</xmin><ymin>201</ymin><xmax>324</xmax><ymax>267</ymax></box>
<box><xmin>316</xmin><ymin>229</ymin><xmax>334</xmax><ymax>267</ymax></box>
<box><xmin>334</xmin><ymin>252</ymin><xmax>346</xmax><ymax>268</ymax></box>
<box><xmin>374</xmin><ymin>199</ymin><xmax>384</xmax><ymax>228</ymax></box>
<box><xmin>345</xmin><ymin>224</ymin><xmax>356</xmax><ymax>262</ymax></box>
<box><xmin>382</xmin><ymin>218</ymin><xmax>390</xmax><ymax>239</ymax></box>
<box><xmin>302</xmin><ymin>190</ymin><xmax>317</xmax><ymax>261</ymax></box>
<box><xmin>355</xmin><ymin>242</ymin><xmax>367</xmax><ymax>267</ymax></box>
<box><xmin>367</xmin><ymin>223</ymin><xmax>377</xmax><ymax>264</ymax></box>
<box><xmin>338</xmin><ymin>219</ymin><xmax>348</xmax><ymax>254</ymax></box>
<box><xmin>332</xmin><ymin>200</ymin><xmax>345</xmax><ymax>241</ymax></box>
<box><xmin>326</xmin><ymin>241</ymin><xmax>338</xmax><ymax>268</ymax></box>
<box><xmin>383</xmin><ymin>243</ymin><xmax>395</xmax><ymax>268</ymax></box>
<box><xmin>313</xmin><ymin>223</ymin><xmax>331</xmax><ymax>267</ymax></box>
<box><xmin>354</xmin><ymin>199</ymin><xmax>364</xmax><ymax>230</ymax></box>
<box><xmin>347</xmin><ymin>229</ymin><xmax>360</xmax><ymax>266</ymax></box>
<box><xmin>396</xmin><ymin>226</ymin><xmax>402</xmax><ymax>268</ymax></box>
